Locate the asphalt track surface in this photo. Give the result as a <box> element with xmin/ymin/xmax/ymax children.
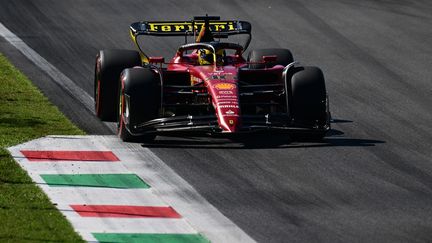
<box><xmin>1</xmin><ymin>1</ymin><xmax>432</xmax><ymax>242</ymax></box>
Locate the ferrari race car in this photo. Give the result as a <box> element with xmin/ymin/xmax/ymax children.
<box><xmin>94</xmin><ymin>16</ymin><xmax>330</xmax><ymax>142</ymax></box>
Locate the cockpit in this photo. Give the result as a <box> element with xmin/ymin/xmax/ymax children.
<box><xmin>176</xmin><ymin>42</ymin><xmax>244</xmax><ymax>66</ymax></box>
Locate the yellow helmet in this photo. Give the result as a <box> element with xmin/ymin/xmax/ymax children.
<box><xmin>198</xmin><ymin>48</ymin><xmax>226</xmax><ymax>66</ymax></box>
<box><xmin>198</xmin><ymin>49</ymin><xmax>214</xmax><ymax>65</ymax></box>
<box><xmin>215</xmin><ymin>49</ymin><xmax>226</xmax><ymax>66</ymax></box>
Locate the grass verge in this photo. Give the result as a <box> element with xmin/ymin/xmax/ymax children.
<box><xmin>0</xmin><ymin>53</ymin><xmax>85</xmax><ymax>242</ymax></box>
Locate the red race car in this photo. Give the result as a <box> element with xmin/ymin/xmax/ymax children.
<box><xmin>94</xmin><ymin>16</ymin><xmax>330</xmax><ymax>142</ymax></box>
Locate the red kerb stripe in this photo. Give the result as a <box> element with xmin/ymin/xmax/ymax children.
<box><xmin>21</xmin><ymin>150</ymin><xmax>119</xmax><ymax>162</ymax></box>
<box><xmin>70</xmin><ymin>205</ymin><xmax>181</xmax><ymax>218</ymax></box>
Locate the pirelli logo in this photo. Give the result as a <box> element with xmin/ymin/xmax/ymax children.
<box><xmin>146</xmin><ymin>21</ymin><xmax>236</xmax><ymax>32</ymax></box>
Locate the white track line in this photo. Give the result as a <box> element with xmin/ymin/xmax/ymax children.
<box><xmin>0</xmin><ymin>23</ymin><xmax>94</xmax><ymax>112</ymax></box>
<box><xmin>2</xmin><ymin>20</ymin><xmax>256</xmax><ymax>242</ymax></box>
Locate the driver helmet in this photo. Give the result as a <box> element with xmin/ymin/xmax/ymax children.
<box><xmin>198</xmin><ymin>48</ymin><xmax>226</xmax><ymax>65</ymax></box>
<box><xmin>215</xmin><ymin>49</ymin><xmax>226</xmax><ymax>66</ymax></box>
<box><xmin>198</xmin><ymin>49</ymin><xmax>214</xmax><ymax>65</ymax></box>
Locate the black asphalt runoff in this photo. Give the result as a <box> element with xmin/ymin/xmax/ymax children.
<box><xmin>1</xmin><ymin>1</ymin><xmax>432</xmax><ymax>242</ymax></box>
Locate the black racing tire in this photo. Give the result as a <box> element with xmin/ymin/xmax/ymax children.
<box><xmin>94</xmin><ymin>49</ymin><xmax>141</xmax><ymax>121</ymax></box>
<box><xmin>118</xmin><ymin>68</ymin><xmax>160</xmax><ymax>142</ymax></box>
<box><xmin>289</xmin><ymin>66</ymin><xmax>328</xmax><ymax>140</ymax></box>
<box><xmin>247</xmin><ymin>48</ymin><xmax>294</xmax><ymax>69</ymax></box>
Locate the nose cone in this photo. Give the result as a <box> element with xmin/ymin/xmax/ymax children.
<box><xmin>212</xmin><ymin>82</ymin><xmax>241</xmax><ymax>133</ymax></box>
<box><xmin>196</xmin><ymin>66</ymin><xmax>242</xmax><ymax>133</ymax></box>
<box><xmin>217</xmin><ymin>109</ymin><xmax>241</xmax><ymax>132</ymax></box>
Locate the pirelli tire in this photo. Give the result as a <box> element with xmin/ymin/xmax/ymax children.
<box><xmin>94</xmin><ymin>49</ymin><xmax>141</xmax><ymax>121</ymax></box>
<box><xmin>288</xmin><ymin>66</ymin><xmax>328</xmax><ymax>140</ymax></box>
<box><xmin>118</xmin><ymin>67</ymin><xmax>160</xmax><ymax>142</ymax></box>
<box><xmin>247</xmin><ymin>48</ymin><xmax>294</xmax><ymax>69</ymax></box>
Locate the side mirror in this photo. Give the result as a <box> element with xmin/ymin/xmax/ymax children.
<box><xmin>263</xmin><ymin>55</ymin><xmax>277</xmax><ymax>63</ymax></box>
<box><xmin>149</xmin><ymin>56</ymin><xmax>165</xmax><ymax>64</ymax></box>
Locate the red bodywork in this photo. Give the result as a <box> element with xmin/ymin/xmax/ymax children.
<box><xmin>127</xmin><ymin>17</ymin><xmax>291</xmax><ymax>134</ymax></box>
<box><xmin>98</xmin><ymin>16</ymin><xmax>330</xmax><ymax>139</ymax></box>
<box><xmin>166</xmin><ymin>50</ymin><xmax>249</xmax><ymax>132</ymax></box>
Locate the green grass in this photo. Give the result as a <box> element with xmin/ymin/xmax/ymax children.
<box><xmin>0</xmin><ymin>53</ymin><xmax>85</xmax><ymax>242</ymax></box>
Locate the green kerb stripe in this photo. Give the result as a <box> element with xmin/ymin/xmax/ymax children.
<box><xmin>40</xmin><ymin>174</ymin><xmax>150</xmax><ymax>188</ymax></box>
<box><xmin>92</xmin><ymin>233</ymin><xmax>210</xmax><ymax>243</ymax></box>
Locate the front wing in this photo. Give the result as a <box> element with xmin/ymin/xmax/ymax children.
<box><xmin>125</xmin><ymin>113</ymin><xmax>330</xmax><ymax>136</ymax></box>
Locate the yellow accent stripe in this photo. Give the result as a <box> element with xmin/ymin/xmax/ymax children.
<box><xmin>129</xmin><ymin>29</ymin><xmax>148</xmax><ymax>63</ymax></box>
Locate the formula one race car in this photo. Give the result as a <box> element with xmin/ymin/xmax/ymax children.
<box><xmin>94</xmin><ymin>16</ymin><xmax>330</xmax><ymax>142</ymax></box>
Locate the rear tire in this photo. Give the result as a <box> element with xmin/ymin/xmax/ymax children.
<box><xmin>94</xmin><ymin>49</ymin><xmax>141</xmax><ymax>121</ymax></box>
<box><xmin>248</xmin><ymin>48</ymin><xmax>294</xmax><ymax>69</ymax></box>
<box><xmin>118</xmin><ymin>68</ymin><xmax>160</xmax><ymax>142</ymax></box>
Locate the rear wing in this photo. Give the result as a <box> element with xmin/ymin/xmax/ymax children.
<box><xmin>129</xmin><ymin>17</ymin><xmax>252</xmax><ymax>62</ymax></box>
<box><xmin>130</xmin><ymin>20</ymin><xmax>251</xmax><ymax>37</ymax></box>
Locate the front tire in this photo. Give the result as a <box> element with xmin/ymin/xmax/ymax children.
<box><xmin>118</xmin><ymin>68</ymin><xmax>160</xmax><ymax>142</ymax></box>
<box><xmin>288</xmin><ymin>66</ymin><xmax>328</xmax><ymax>141</ymax></box>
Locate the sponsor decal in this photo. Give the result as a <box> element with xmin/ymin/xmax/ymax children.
<box><xmin>217</xmin><ymin>101</ymin><xmax>238</xmax><ymax>104</ymax></box>
<box><xmin>209</xmin><ymin>72</ymin><xmax>236</xmax><ymax>81</ymax></box>
<box><xmin>214</xmin><ymin>83</ymin><xmax>235</xmax><ymax>90</ymax></box>
<box><xmin>219</xmin><ymin>104</ymin><xmax>239</xmax><ymax>109</ymax></box>
<box><xmin>219</xmin><ymin>90</ymin><xmax>234</xmax><ymax>95</ymax></box>
<box><xmin>225</xmin><ymin>110</ymin><xmax>235</xmax><ymax>115</ymax></box>
<box><xmin>211</xmin><ymin>75</ymin><xmax>226</xmax><ymax>80</ymax></box>
<box><xmin>210</xmin><ymin>71</ymin><xmax>233</xmax><ymax>75</ymax></box>
<box><xmin>215</xmin><ymin>95</ymin><xmax>237</xmax><ymax>99</ymax></box>
<box><xmin>147</xmin><ymin>22</ymin><xmax>235</xmax><ymax>33</ymax></box>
